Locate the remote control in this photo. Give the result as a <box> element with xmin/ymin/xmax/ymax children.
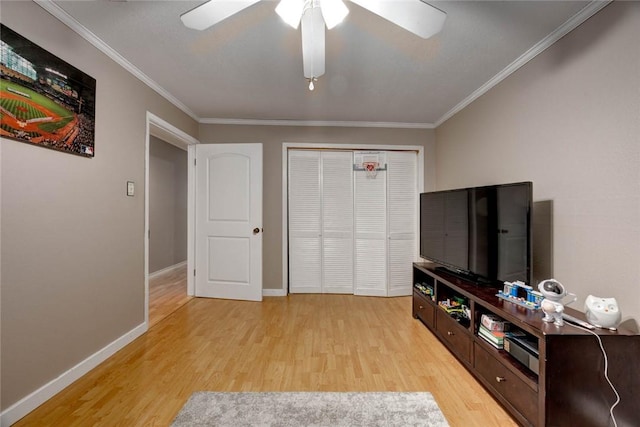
<box><xmin>562</xmin><ymin>313</ymin><xmax>595</xmax><ymax>329</ymax></box>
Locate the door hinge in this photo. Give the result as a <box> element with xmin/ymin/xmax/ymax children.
<box><xmin>194</xmin><ymin>269</ymin><xmax>196</xmax><ymax>277</ymax></box>
<box><xmin>194</xmin><ymin>158</ymin><xmax>197</xmax><ymax>166</ymax></box>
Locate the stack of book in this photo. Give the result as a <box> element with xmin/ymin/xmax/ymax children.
<box><xmin>478</xmin><ymin>314</ymin><xmax>510</xmax><ymax>349</ymax></box>
<box><xmin>478</xmin><ymin>325</ymin><xmax>506</xmax><ymax>349</ymax></box>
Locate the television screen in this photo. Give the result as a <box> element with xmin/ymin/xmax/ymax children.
<box><xmin>420</xmin><ymin>182</ymin><xmax>532</xmax><ymax>285</ymax></box>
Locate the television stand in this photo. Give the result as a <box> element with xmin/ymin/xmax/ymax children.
<box><xmin>433</xmin><ymin>266</ymin><xmax>497</xmax><ymax>287</ymax></box>
<box><xmin>412</xmin><ymin>262</ymin><xmax>639</xmax><ymax>427</ymax></box>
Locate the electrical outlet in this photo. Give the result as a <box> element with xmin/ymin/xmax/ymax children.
<box><xmin>127</xmin><ymin>181</ymin><xmax>135</xmax><ymax>196</ymax></box>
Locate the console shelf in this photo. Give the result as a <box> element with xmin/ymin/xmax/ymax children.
<box><xmin>412</xmin><ymin>262</ymin><xmax>639</xmax><ymax>427</ymax></box>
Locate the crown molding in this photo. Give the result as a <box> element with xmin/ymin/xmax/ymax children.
<box><xmin>34</xmin><ymin>0</ymin><xmax>200</xmax><ymax>122</ymax></box>
<box><xmin>37</xmin><ymin>0</ymin><xmax>609</xmax><ymax>130</ymax></box>
<box><xmin>199</xmin><ymin>118</ymin><xmax>435</xmax><ymax>129</ymax></box>
<box><xmin>434</xmin><ymin>0</ymin><xmax>611</xmax><ymax>128</ymax></box>
<box><xmin>35</xmin><ymin>0</ymin><xmax>431</xmax><ymax>130</ymax></box>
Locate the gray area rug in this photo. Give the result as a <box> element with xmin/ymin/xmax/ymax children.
<box><xmin>171</xmin><ymin>392</ymin><xmax>449</xmax><ymax>426</ymax></box>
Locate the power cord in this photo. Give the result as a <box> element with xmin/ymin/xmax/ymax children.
<box><xmin>566</xmin><ymin>322</ymin><xmax>620</xmax><ymax>427</ymax></box>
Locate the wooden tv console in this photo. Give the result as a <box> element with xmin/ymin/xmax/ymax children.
<box><xmin>412</xmin><ymin>262</ymin><xmax>639</xmax><ymax>427</ymax></box>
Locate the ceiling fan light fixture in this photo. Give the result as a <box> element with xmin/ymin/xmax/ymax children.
<box><xmin>301</xmin><ymin>5</ymin><xmax>325</xmax><ymax>79</ymax></box>
<box><xmin>320</xmin><ymin>0</ymin><xmax>349</xmax><ymax>30</ymax></box>
<box><xmin>308</xmin><ymin>77</ymin><xmax>317</xmax><ymax>91</ymax></box>
<box><xmin>349</xmin><ymin>0</ymin><xmax>446</xmax><ymax>39</ymax></box>
<box><xmin>275</xmin><ymin>0</ymin><xmax>305</xmax><ymax>29</ymax></box>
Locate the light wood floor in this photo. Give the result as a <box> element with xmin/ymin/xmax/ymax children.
<box><xmin>15</xmin><ymin>294</ymin><xmax>517</xmax><ymax>426</ymax></box>
<box><xmin>148</xmin><ymin>264</ymin><xmax>192</xmax><ymax>328</ymax></box>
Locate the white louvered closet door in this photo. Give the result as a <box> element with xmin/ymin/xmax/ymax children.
<box><xmin>288</xmin><ymin>150</ymin><xmax>322</xmax><ymax>293</ymax></box>
<box><xmin>387</xmin><ymin>151</ymin><xmax>418</xmax><ymax>296</ymax></box>
<box><xmin>321</xmin><ymin>151</ymin><xmax>354</xmax><ymax>293</ymax></box>
<box><xmin>354</xmin><ymin>162</ymin><xmax>387</xmax><ymax>296</ymax></box>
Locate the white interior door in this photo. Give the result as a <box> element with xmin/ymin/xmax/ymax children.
<box><xmin>195</xmin><ymin>143</ymin><xmax>262</xmax><ymax>301</ymax></box>
<box><xmin>288</xmin><ymin>150</ymin><xmax>322</xmax><ymax>293</ymax></box>
<box><xmin>387</xmin><ymin>151</ymin><xmax>418</xmax><ymax>296</ymax></box>
<box><xmin>354</xmin><ymin>160</ymin><xmax>387</xmax><ymax>296</ymax></box>
<box><xmin>288</xmin><ymin>150</ymin><xmax>354</xmax><ymax>294</ymax></box>
<box><xmin>321</xmin><ymin>151</ymin><xmax>354</xmax><ymax>294</ymax></box>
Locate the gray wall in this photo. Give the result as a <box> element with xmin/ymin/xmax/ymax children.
<box><xmin>0</xmin><ymin>2</ymin><xmax>198</xmax><ymax>410</ymax></box>
<box><xmin>197</xmin><ymin>125</ymin><xmax>436</xmax><ymax>290</ymax></box>
<box><xmin>435</xmin><ymin>2</ymin><xmax>640</xmax><ymax>325</ymax></box>
<box><xmin>149</xmin><ymin>136</ymin><xmax>188</xmax><ymax>273</ymax></box>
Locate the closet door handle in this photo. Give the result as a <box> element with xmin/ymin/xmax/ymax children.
<box><xmin>253</xmin><ymin>228</ymin><xmax>262</xmax><ymax>234</ymax></box>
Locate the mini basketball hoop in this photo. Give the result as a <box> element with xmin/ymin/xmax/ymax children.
<box><xmin>363</xmin><ymin>161</ymin><xmax>379</xmax><ymax>178</ymax></box>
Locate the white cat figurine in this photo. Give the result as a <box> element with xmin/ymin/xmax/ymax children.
<box><xmin>585</xmin><ymin>295</ymin><xmax>621</xmax><ymax>330</ymax></box>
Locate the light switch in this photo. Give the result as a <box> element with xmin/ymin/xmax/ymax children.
<box><xmin>127</xmin><ymin>181</ymin><xmax>135</xmax><ymax>197</ymax></box>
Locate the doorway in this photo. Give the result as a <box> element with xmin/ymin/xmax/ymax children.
<box><xmin>145</xmin><ymin>112</ymin><xmax>198</xmax><ymax>328</ymax></box>
<box><xmin>148</xmin><ymin>136</ymin><xmax>189</xmax><ymax>326</ymax></box>
<box><xmin>282</xmin><ymin>143</ymin><xmax>425</xmax><ymax>296</ymax></box>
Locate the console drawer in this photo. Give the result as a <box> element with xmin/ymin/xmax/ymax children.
<box><xmin>413</xmin><ymin>293</ymin><xmax>435</xmax><ymax>329</ymax></box>
<box><xmin>474</xmin><ymin>343</ymin><xmax>538</xmax><ymax>424</ymax></box>
<box><xmin>436</xmin><ymin>309</ymin><xmax>471</xmax><ymax>363</ymax></box>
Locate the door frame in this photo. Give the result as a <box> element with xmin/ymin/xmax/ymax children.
<box><xmin>144</xmin><ymin>112</ymin><xmax>199</xmax><ymax>328</ymax></box>
<box><xmin>281</xmin><ymin>143</ymin><xmax>425</xmax><ymax>295</ymax></box>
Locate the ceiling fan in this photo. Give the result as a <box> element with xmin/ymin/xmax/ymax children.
<box><xmin>181</xmin><ymin>0</ymin><xmax>446</xmax><ymax>90</ymax></box>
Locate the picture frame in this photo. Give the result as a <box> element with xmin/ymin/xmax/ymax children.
<box><xmin>1</xmin><ymin>24</ymin><xmax>96</xmax><ymax>157</ymax></box>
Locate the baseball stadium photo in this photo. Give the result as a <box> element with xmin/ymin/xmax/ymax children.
<box><xmin>1</xmin><ymin>24</ymin><xmax>96</xmax><ymax>157</ymax></box>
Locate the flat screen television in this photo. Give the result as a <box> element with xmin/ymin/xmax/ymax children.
<box><xmin>420</xmin><ymin>181</ymin><xmax>532</xmax><ymax>286</ymax></box>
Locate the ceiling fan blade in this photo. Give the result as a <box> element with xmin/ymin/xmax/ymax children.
<box><xmin>349</xmin><ymin>0</ymin><xmax>446</xmax><ymax>39</ymax></box>
<box><xmin>180</xmin><ymin>0</ymin><xmax>262</xmax><ymax>31</ymax></box>
<box><xmin>301</xmin><ymin>6</ymin><xmax>325</xmax><ymax>79</ymax></box>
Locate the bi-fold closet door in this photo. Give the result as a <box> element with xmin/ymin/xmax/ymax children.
<box><xmin>288</xmin><ymin>150</ymin><xmax>354</xmax><ymax>294</ymax></box>
<box><xmin>288</xmin><ymin>149</ymin><xmax>417</xmax><ymax>296</ymax></box>
<box><xmin>355</xmin><ymin>151</ymin><xmax>417</xmax><ymax>296</ymax></box>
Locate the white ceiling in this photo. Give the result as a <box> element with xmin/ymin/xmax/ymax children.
<box><xmin>48</xmin><ymin>0</ymin><xmax>602</xmax><ymax>127</ymax></box>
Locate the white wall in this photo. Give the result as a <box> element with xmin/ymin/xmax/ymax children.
<box><xmin>435</xmin><ymin>1</ymin><xmax>640</xmax><ymax>327</ymax></box>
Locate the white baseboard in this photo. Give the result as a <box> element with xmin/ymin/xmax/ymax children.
<box><xmin>0</xmin><ymin>323</ymin><xmax>147</xmax><ymax>426</ymax></box>
<box><xmin>263</xmin><ymin>288</ymin><xmax>287</xmax><ymax>297</ymax></box>
<box><xmin>149</xmin><ymin>260</ymin><xmax>187</xmax><ymax>279</ymax></box>
<box><xmin>388</xmin><ymin>289</ymin><xmax>412</xmax><ymax>297</ymax></box>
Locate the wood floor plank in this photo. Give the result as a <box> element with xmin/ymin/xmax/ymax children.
<box><xmin>148</xmin><ymin>264</ymin><xmax>191</xmax><ymax>328</ymax></box>
<box><xmin>14</xmin><ymin>295</ymin><xmax>517</xmax><ymax>426</ymax></box>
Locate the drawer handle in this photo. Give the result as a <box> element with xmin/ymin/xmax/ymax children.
<box><xmin>447</xmin><ymin>331</ymin><xmax>454</xmax><ymax>336</ymax></box>
<box><xmin>419</xmin><ymin>305</ymin><xmax>424</xmax><ymax>309</ymax></box>
<box><xmin>496</xmin><ymin>376</ymin><xmax>506</xmax><ymax>383</ymax></box>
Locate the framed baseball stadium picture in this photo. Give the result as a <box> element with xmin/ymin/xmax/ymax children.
<box><xmin>1</xmin><ymin>24</ymin><xmax>96</xmax><ymax>157</ymax></box>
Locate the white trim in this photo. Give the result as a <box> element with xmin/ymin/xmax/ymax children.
<box><xmin>34</xmin><ymin>0</ymin><xmax>199</xmax><ymax>122</ymax></box>
<box><xmin>187</xmin><ymin>145</ymin><xmax>196</xmax><ymax>297</ymax></box>
<box><xmin>0</xmin><ymin>323</ymin><xmax>146</xmax><ymax>427</ymax></box>
<box><xmin>145</xmin><ymin>112</ymin><xmax>199</xmax><ymax>328</ymax></box>
<box><xmin>263</xmin><ymin>288</ymin><xmax>287</xmax><ymax>297</ymax></box>
<box><xmin>281</xmin><ymin>142</ymin><xmax>424</xmax><ymax>295</ymax></box>
<box><xmin>434</xmin><ymin>0</ymin><xmax>611</xmax><ymax>127</ymax></box>
<box><xmin>200</xmin><ymin>118</ymin><xmax>434</xmax><ymax>129</ymax></box>
<box><xmin>147</xmin><ymin>112</ymin><xmax>200</xmax><ymax>149</ymax></box>
<box><xmin>149</xmin><ymin>261</ymin><xmax>188</xmax><ymax>280</ymax></box>
<box><xmin>37</xmin><ymin>0</ymin><xmax>608</xmax><ymax>130</ymax></box>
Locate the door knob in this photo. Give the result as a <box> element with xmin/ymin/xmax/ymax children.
<box><xmin>253</xmin><ymin>227</ymin><xmax>261</xmax><ymax>234</ymax></box>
